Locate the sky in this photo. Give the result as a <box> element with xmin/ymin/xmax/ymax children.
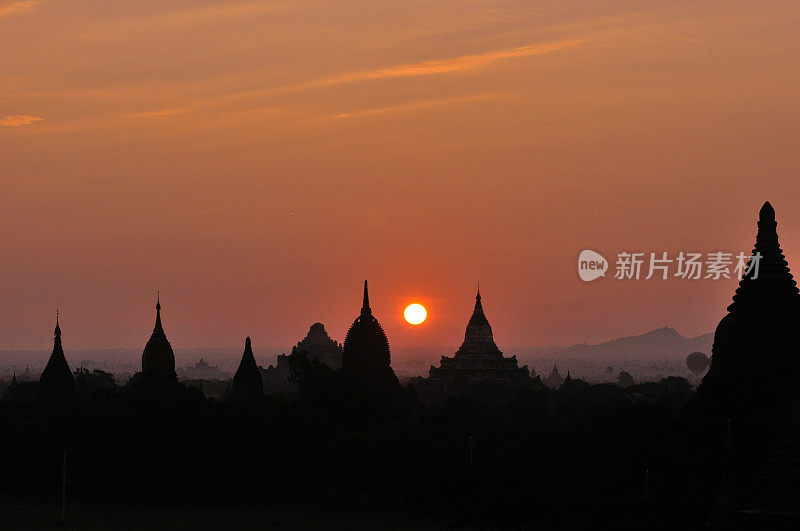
<box><xmin>2</xmin><ymin>0</ymin><xmax>800</xmax><ymax>353</ymax></box>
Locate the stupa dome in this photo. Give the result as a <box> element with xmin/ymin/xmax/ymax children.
<box><xmin>342</xmin><ymin>281</ymin><xmax>399</xmax><ymax>389</ymax></box>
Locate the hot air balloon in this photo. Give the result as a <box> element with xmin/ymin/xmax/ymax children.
<box><xmin>686</xmin><ymin>351</ymin><xmax>710</xmax><ymax>375</ymax></box>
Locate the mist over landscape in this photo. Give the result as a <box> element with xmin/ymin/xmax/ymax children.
<box><xmin>0</xmin><ymin>326</ymin><xmax>713</xmax><ymax>387</ymax></box>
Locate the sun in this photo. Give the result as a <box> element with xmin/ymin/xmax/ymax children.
<box><xmin>404</xmin><ymin>303</ymin><xmax>427</xmax><ymax>325</ymax></box>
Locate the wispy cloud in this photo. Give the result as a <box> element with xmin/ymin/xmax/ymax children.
<box><xmin>124</xmin><ymin>108</ymin><xmax>187</xmax><ymax>119</ymax></box>
<box><xmin>0</xmin><ymin>0</ymin><xmax>35</xmax><ymax>18</ymax></box>
<box><xmin>317</xmin><ymin>39</ymin><xmax>584</xmax><ymax>86</ymax></box>
<box><xmin>169</xmin><ymin>38</ymin><xmax>585</xmax><ymax>111</ymax></box>
<box><xmin>335</xmin><ymin>93</ymin><xmax>509</xmax><ymax>119</ymax></box>
<box><xmin>0</xmin><ymin>114</ymin><xmax>43</xmax><ymax>126</ymax></box>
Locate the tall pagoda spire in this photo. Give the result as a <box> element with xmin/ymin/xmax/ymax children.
<box><xmin>40</xmin><ymin>311</ymin><xmax>75</xmax><ymax>395</ymax></box>
<box><xmin>153</xmin><ymin>291</ymin><xmax>164</xmax><ymax>334</ymax></box>
<box><xmin>54</xmin><ymin>309</ymin><xmax>61</xmax><ymax>347</ymax></box>
<box><xmin>231</xmin><ymin>336</ymin><xmax>263</xmax><ymax>398</ymax></box>
<box><xmin>471</xmin><ymin>284</ymin><xmax>487</xmax><ymax>323</ymax></box>
<box><xmin>454</xmin><ymin>285</ymin><xmax>500</xmax><ymax>357</ymax></box>
<box><xmin>342</xmin><ymin>280</ymin><xmax>399</xmax><ymax>391</ymax></box>
<box><xmin>141</xmin><ymin>293</ymin><xmax>176</xmax><ymax>380</ymax></box>
<box><xmin>361</xmin><ymin>280</ymin><xmax>372</xmax><ymax>316</ymax></box>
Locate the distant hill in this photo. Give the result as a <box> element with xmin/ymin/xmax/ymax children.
<box><xmin>515</xmin><ymin>327</ymin><xmax>714</xmax><ymax>384</ymax></box>
<box><xmin>553</xmin><ymin>326</ymin><xmax>712</xmax><ymax>361</ymax></box>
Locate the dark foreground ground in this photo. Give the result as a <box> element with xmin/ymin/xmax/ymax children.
<box><xmin>1</xmin><ymin>499</ymin><xmax>447</xmax><ymax>530</ymax></box>
<box><xmin>2</xmin><ymin>373</ymin><xmax>794</xmax><ymax>528</ymax></box>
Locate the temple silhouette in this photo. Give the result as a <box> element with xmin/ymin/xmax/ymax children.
<box><xmin>39</xmin><ymin>312</ymin><xmax>76</xmax><ymax>400</ymax></box>
<box><xmin>341</xmin><ymin>280</ymin><xmax>400</xmax><ymax>391</ymax></box>
<box><xmin>133</xmin><ymin>295</ymin><xmax>178</xmax><ymax>389</ymax></box>
<box><xmin>543</xmin><ymin>364</ymin><xmax>565</xmax><ymax>389</ymax></box>
<box><xmin>294</xmin><ymin>322</ymin><xmax>342</xmax><ymax>369</ymax></box>
<box><xmin>696</xmin><ymin>201</ymin><xmax>800</xmax><ymax>419</ymax></box>
<box><xmin>230</xmin><ymin>337</ymin><xmax>263</xmax><ymax>398</ymax></box>
<box><xmin>3</xmin><ymin>212</ymin><xmax>800</xmax><ymax>526</ymax></box>
<box><xmin>413</xmin><ymin>286</ymin><xmax>532</xmax><ymax>401</ymax></box>
<box><xmin>262</xmin><ymin>322</ymin><xmax>342</xmax><ymax>397</ymax></box>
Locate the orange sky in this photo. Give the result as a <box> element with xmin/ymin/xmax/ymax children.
<box><xmin>2</xmin><ymin>1</ymin><xmax>800</xmax><ymax>352</ymax></box>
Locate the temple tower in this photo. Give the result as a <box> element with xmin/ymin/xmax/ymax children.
<box><xmin>141</xmin><ymin>294</ymin><xmax>177</xmax><ymax>382</ymax></box>
<box><xmin>342</xmin><ymin>280</ymin><xmax>400</xmax><ymax>390</ymax></box>
<box><xmin>420</xmin><ymin>286</ymin><xmax>531</xmax><ymax>401</ymax></box>
<box><xmin>454</xmin><ymin>286</ymin><xmax>503</xmax><ymax>359</ymax></box>
<box><xmin>231</xmin><ymin>336</ymin><xmax>263</xmax><ymax>398</ymax></box>
<box><xmin>40</xmin><ymin>312</ymin><xmax>76</xmax><ymax>396</ymax></box>
<box><xmin>696</xmin><ymin>202</ymin><xmax>800</xmax><ymax>418</ymax></box>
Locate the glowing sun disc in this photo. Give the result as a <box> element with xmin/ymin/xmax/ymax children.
<box><xmin>404</xmin><ymin>304</ymin><xmax>427</xmax><ymax>325</ymax></box>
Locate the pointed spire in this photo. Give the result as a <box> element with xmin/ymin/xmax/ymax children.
<box><xmin>472</xmin><ymin>284</ymin><xmax>485</xmax><ymax>320</ymax></box>
<box><xmin>729</xmin><ymin>201</ymin><xmax>799</xmax><ymax>312</ymax></box>
<box><xmin>153</xmin><ymin>292</ymin><xmax>164</xmax><ymax>335</ymax></box>
<box><xmin>40</xmin><ymin>312</ymin><xmax>75</xmax><ymax>393</ymax></box>
<box><xmin>54</xmin><ymin>310</ymin><xmax>61</xmax><ymax>342</ymax></box>
<box><xmin>361</xmin><ymin>280</ymin><xmax>372</xmax><ymax>316</ymax></box>
<box><xmin>141</xmin><ymin>291</ymin><xmax>175</xmax><ymax>379</ymax></box>
<box><xmin>231</xmin><ymin>336</ymin><xmax>263</xmax><ymax>397</ymax></box>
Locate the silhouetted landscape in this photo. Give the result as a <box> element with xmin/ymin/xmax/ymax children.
<box><xmin>1</xmin><ymin>203</ymin><xmax>799</xmax><ymax>528</ymax></box>
<box><xmin>4</xmin><ymin>2</ymin><xmax>800</xmax><ymax>528</ymax></box>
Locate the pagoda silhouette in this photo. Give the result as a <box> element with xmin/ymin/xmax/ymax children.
<box><xmin>230</xmin><ymin>336</ymin><xmax>263</xmax><ymax>398</ymax></box>
<box><xmin>138</xmin><ymin>295</ymin><xmax>178</xmax><ymax>385</ymax></box>
<box><xmin>262</xmin><ymin>322</ymin><xmax>342</xmax><ymax>398</ymax></box>
<box><xmin>696</xmin><ymin>202</ymin><xmax>800</xmax><ymax>419</ymax></box>
<box><xmin>341</xmin><ymin>280</ymin><xmax>400</xmax><ymax>391</ymax></box>
<box><xmin>294</xmin><ymin>322</ymin><xmax>342</xmax><ymax>369</ymax></box>
<box><xmin>39</xmin><ymin>312</ymin><xmax>76</xmax><ymax>400</ymax></box>
<box><xmin>415</xmin><ymin>286</ymin><xmax>532</xmax><ymax>401</ymax></box>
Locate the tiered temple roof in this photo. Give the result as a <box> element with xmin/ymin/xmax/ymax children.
<box><xmin>426</xmin><ymin>287</ymin><xmax>531</xmax><ymax>387</ymax></box>
<box><xmin>293</xmin><ymin>322</ymin><xmax>342</xmax><ymax>369</ymax></box>
<box><xmin>696</xmin><ymin>202</ymin><xmax>800</xmax><ymax>419</ymax></box>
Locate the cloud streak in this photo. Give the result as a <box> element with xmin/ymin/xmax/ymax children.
<box><xmin>335</xmin><ymin>93</ymin><xmax>509</xmax><ymax>119</ymax></box>
<box><xmin>171</xmin><ymin>38</ymin><xmax>585</xmax><ymax>111</ymax></box>
<box><xmin>0</xmin><ymin>1</ymin><xmax>35</xmax><ymax>18</ymax></box>
<box><xmin>125</xmin><ymin>108</ymin><xmax>187</xmax><ymax>119</ymax></box>
<box><xmin>0</xmin><ymin>114</ymin><xmax>43</xmax><ymax>126</ymax></box>
<box><xmin>317</xmin><ymin>39</ymin><xmax>584</xmax><ymax>86</ymax></box>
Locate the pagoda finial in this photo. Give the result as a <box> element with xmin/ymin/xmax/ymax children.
<box><xmin>361</xmin><ymin>280</ymin><xmax>371</xmax><ymax>315</ymax></box>
<box><xmin>54</xmin><ymin>309</ymin><xmax>61</xmax><ymax>342</ymax></box>
<box><xmin>759</xmin><ymin>201</ymin><xmax>775</xmax><ymax>223</ymax></box>
<box><xmin>153</xmin><ymin>292</ymin><xmax>164</xmax><ymax>334</ymax></box>
<box><xmin>473</xmin><ymin>285</ymin><xmax>484</xmax><ymax>315</ymax></box>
